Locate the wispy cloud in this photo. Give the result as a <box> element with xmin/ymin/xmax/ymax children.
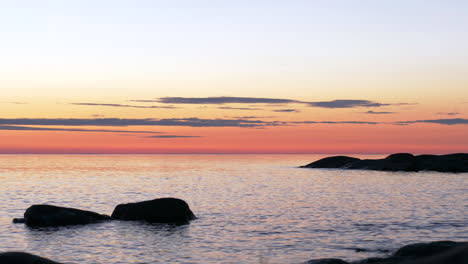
<box><xmin>361</xmin><ymin>110</ymin><xmax>396</xmax><ymax>114</ymax></box>
<box><xmin>71</xmin><ymin>103</ymin><xmax>177</xmax><ymax>109</ymax></box>
<box><xmin>395</xmin><ymin>118</ymin><xmax>468</xmax><ymax>125</ymax></box>
<box><xmin>293</xmin><ymin>120</ymin><xmax>380</xmax><ymax>125</ymax></box>
<box><xmin>230</xmin><ymin>116</ymin><xmax>277</xmax><ymax>119</ymax></box>
<box><xmin>217</xmin><ymin>106</ymin><xmax>263</xmax><ymax>111</ymax></box>
<box><xmin>0</xmin><ymin>125</ymin><xmax>162</xmax><ymax>134</ymax></box>
<box><xmin>146</xmin><ymin>135</ymin><xmax>202</xmax><ymax>138</ymax></box>
<box><xmin>0</xmin><ymin>101</ymin><xmax>27</xmax><ymax>104</ymax></box>
<box><xmin>144</xmin><ymin>96</ymin><xmax>298</xmax><ymax>105</ymax></box>
<box><xmin>272</xmin><ymin>109</ymin><xmax>300</xmax><ymax>113</ymax></box>
<box><xmin>306</xmin><ymin>100</ymin><xmax>390</xmax><ymax>108</ymax></box>
<box><xmin>436</xmin><ymin>112</ymin><xmax>460</xmax><ymax>116</ymax></box>
<box><xmin>134</xmin><ymin>96</ymin><xmax>413</xmax><ymax>109</ymax></box>
<box><xmin>0</xmin><ymin>118</ymin><xmax>278</xmax><ymax>127</ymax></box>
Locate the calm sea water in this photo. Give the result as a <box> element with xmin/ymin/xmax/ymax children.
<box><xmin>0</xmin><ymin>154</ymin><xmax>466</xmax><ymax>264</ymax></box>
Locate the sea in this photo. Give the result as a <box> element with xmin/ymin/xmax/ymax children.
<box><xmin>0</xmin><ymin>154</ymin><xmax>466</xmax><ymax>264</ymax></box>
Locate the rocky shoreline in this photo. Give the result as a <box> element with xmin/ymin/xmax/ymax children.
<box><xmin>301</xmin><ymin>153</ymin><xmax>468</xmax><ymax>173</ymax></box>
<box><xmin>305</xmin><ymin>240</ymin><xmax>468</xmax><ymax>264</ymax></box>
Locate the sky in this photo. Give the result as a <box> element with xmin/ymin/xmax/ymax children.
<box><xmin>0</xmin><ymin>0</ymin><xmax>467</xmax><ymax>154</ymax></box>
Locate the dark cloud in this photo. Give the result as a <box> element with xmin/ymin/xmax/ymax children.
<box><xmin>0</xmin><ymin>118</ymin><xmax>277</xmax><ymax>127</ymax></box>
<box><xmin>272</xmin><ymin>109</ymin><xmax>300</xmax><ymax>113</ymax></box>
<box><xmin>146</xmin><ymin>135</ymin><xmax>202</xmax><ymax>138</ymax></box>
<box><xmin>0</xmin><ymin>125</ymin><xmax>162</xmax><ymax>134</ymax></box>
<box><xmin>306</xmin><ymin>100</ymin><xmax>390</xmax><ymax>108</ymax></box>
<box><xmin>217</xmin><ymin>106</ymin><xmax>263</xmax><ymax>110</ymax></box>
<box><xmin>436</xmin><ymin>112</ymin><xmax>460</xmax><ymax>116</ymax></box>
<box><xmin>154</xmin><ymin>96</ymin><xmax>299</xmax><ymax>104</ymax></box>
<box><xmin>230</xmin><ymin>116</ymin><xmax>277</xmax><ymax>119</ymax></box>
<box><xmin>361</xmin><ymin>110</ymin><xmax>396</xmax><ymax>114</ymax></box>
<box><xmin>293</xmin><ymin>121</ymin><xmax>380</xmax><ymax>125</ymax></box>
<box><xmin>250</xmin><ymin>104</ymin><xmax>288</xmax><ymax>107</ymax></box>
<box><xmin>395</xmin><ymin>118</ymin><xmax>468</xmax><ymax>125</ymax></box>
<box><xmin>71</xmin><ymin>103</ymin><xmax>177</xmax><ymax>109</ymax></box>
<box><xmin>137</xmin><ymin>96</ymin><xmax>412</xmax><ymax>109</ymax></box>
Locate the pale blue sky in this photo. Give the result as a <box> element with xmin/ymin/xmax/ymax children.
<box><xmin>0</xmin><ymin>0</ymin><xmax>467</xmax><ymax>100</ymax></box>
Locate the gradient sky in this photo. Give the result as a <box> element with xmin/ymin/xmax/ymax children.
<box><xmin>1</xmin><ymin>0</ymin><xmax>467</xmax><ymax>154</ymax></box>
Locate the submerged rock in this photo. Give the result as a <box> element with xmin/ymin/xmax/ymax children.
<box><xmin>0</xmin><ymin>252</ymin><xmax>63</xmax><ymax>264</ymax></box>
<box><xmin>18</xmin><ymin>204</ymin><xmax>110</xmax><ymax>227</ymax></box>
<box><xmin>111</xmin><ymin>197</ymin><xmax>196</xmax><ymax>223</ymax></box>
<box><xmin>301</xmin><ymin>153</ymin><xmax>468</xmax><ymax>172</ymax></box>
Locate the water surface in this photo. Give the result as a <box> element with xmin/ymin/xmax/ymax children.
<box><xmin>0</xmin><ymin>155</ymin><xmax>466</xmax><ymax>263</ymax></box>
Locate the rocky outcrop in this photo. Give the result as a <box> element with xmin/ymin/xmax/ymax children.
<box><xmin>302</xmin><ymin>156</ymin><xmax>360</xmax><ymax>169</ymax></box>
<box><xmin>15</xmin><ymin>204</ymin><xmax>111</xmax><ymax>227</ymax></box>
<box><xmin>301</xmin><ymin>153</ymin><xmax>468</xmax><ymax>172</ymax></box>
<box><xmin>111</xmin><ymin>197</ymin><xmax>196</xmax><ymax>224</ymax></box>
<box><xmin>0</xmin><ymin>252</ymin><xmax>64</xmax><ymax>264</ymax></box>
<box><xmin>304</xmin><ymin>241</ymin><xmax>468</xmax><ymax>264</ymax></box>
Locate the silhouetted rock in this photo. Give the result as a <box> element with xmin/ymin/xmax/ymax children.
<box><xmin>394</xmin><ymin>240</ymin><xmax>465</xmax><ymax>258</ymax></box>
<box><xmin>304</xmin><ymin>241</ymin><xmax>468</xmax><ymax>264</ymax></box>
<box><xmin>304</xmin><ymin>259</ymin><xmax>349</xmax><ymax>264</ymax></box>
<box><xmin>301</xmin><ymin>153</ymin><xmax>468</xmax><ymax>172</ymax></box>
<box><xmin>384</xmin><ymin>153</ymin><xmax>414</xmax><ymax>162</ymax></box>
<box><xmin>18</xmin><ymin>204</ymin><xmax>110</xmax><ymax>227</ymax></box>
<box><xmin>300</xmin><ymin>156</ymin><xmax>360</xmax><ymax>168</ymax></box>
<box><xmin>353</xmin><ymin>257</ymin><xmax>389</xmax><ymax>264</ymax></box>
<box><xmin>111</xmin><ymin>197</ymin><xmax>196</xmax><ymax>223</ymax></box>
<box><xmin>0</xmin><ymin>252</ymin><xmax>63</xmax><ymax>264</ymax></box>
<box><xmin>398</xmin><ymin>244</ymin><xmax>468</xmax><ymax>264</ymax></box>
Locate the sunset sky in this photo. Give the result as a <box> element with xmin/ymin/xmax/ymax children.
<box><xmin>1</xmin><ymin>1</ymin><xmax>467</xmax><ymax>154</ymax></box>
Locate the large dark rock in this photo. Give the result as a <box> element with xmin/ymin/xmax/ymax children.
<box><xmin>394</xmin><ymin>240</ymin><xmax>466</xmax><ymax>258</ymax></box>
<box><xmin>301</xmin><ymin>153</ymin><xmax>468</xmax><ymax>172</ymax></box>
<box><xmin>0</xmin><ymin>252</ymin><xmax>63</xmax><ymax>264</ymax></box>
<box><xmin>16</xmin><ymin>204</ymin><xmax>110</xmax><ymax>227</ymax></box>
<box><xmin>398</xmin><ymin>244</ymin><xmax>468</xmax><ymax>264</ymax></box>
<box><xmin>111</xmin><ymin>197</ymin><xmax>196</xmax><ymax>224</ymax></box>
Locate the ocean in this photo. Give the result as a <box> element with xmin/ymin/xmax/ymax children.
<box><xmin>0</xmin><ymin>154</ymin><xmax>466</xmax><ymax>264</ymax></box>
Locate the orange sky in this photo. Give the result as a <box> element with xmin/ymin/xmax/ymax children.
<box><xmin>1</xmin><ymin>2</ymin><xmax>467</xmax><ymax>154</ymax></box>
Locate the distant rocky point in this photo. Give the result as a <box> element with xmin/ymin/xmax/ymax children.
<box><xmin>300</xmin><ymin>153</ymin><xmax>468</xmax><ymax>173</ymax></box>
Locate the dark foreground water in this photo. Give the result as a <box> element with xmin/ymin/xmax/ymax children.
<box><xmin>0</xmin><ymin>154</ymin><xmax>466</xmax><ymax>264</ymax></box>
